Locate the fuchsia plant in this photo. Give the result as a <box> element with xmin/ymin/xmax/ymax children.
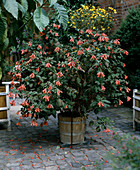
<box><xmin>9</xmin><ymin>24</ymin><xmax>131</xmax><ymax>126</ymax></box>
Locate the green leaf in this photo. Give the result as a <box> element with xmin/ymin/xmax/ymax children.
<box><xmin>18</xmin><ymin>3</ymin><xmax>26</xmax><ymax>17</ymax></box>
<box><xmin>49</xmin><ymin>0</ymin><xmax>57</xmax><ymax>6</ymax></box>
<box><xmin>2</xmin><ymin>38</ymin><xmax>9</xmax><ymax>50</ymax></box>
<box><xmin>3</xmin><ymin>0</ymin><xmax>18</xmax><ymax>19</ymax></box>
<box><xmin>53</xmin><ymin>3</ymin><xmax>68</xmax><ymax>30</ymax></box>
<box><xmin>21</xmin><ymin>0</ymin><xmax>28</xmax><ymax>11</ymax></box>
<box><xmin>33</xmin><ymin>7</ymin><xmax>49</xmax><ymax>32</ymax></box>
<box><xmin>0</xmin><ymin>16</ymin><xmax>7</xmax><ymax>44</ymax></box>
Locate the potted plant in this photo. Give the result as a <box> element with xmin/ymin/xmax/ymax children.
<box><xmin>10</xmin><ymin>22</ymin><xmax>131</xmax><ymax>143</ymax></box>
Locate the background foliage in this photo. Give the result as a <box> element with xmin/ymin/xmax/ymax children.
<box><xmin>113</xmin><ymin>7</ymin><xmax>140</xmax><ymax>94</ymax></box>
<box><xmin>0</xmin><ymin>0</ymin><xmax>68</xmax><ymax>81</ymax></box>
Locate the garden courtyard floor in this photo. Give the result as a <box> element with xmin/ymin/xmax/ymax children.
<box><xmin>0</xmin><ymin>103</ymin><xmax>140</xmax><ymax>170</ymax></box>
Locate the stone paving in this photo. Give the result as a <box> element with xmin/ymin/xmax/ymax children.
<box><xmin>0</xmin><ymin>104</ymin><xmax>140</xmax><ymax>170</ymax></box>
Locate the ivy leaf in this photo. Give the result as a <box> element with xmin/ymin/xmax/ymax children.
<box><xmin>3</xmin><ymin>0</ymin><xmax>18</xmax><ymax>19</ymax></box>
<box><xmin>33</xmin><ymin>7</ymin><xmax>49</xmax><ymax>32</ymax></box>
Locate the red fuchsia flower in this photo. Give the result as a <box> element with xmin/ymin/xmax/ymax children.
<box><xmin>19</xmin><ymin>84</ymin><xmax>26</xmax><ymax>91</ymax></box>
<box><xmin>120</xmin><ymin>87</ymin><xmax>122</xmax><ymax>91</ymax></box>
<box><xmin>108</xmin><ymin>46</ymin><xmax>111</xmax><ymax>50</ymax></box>
<box><xmin>114</xmin><ymin>39</ymin><xmax>120</xmax><ymax>45</ymax></box>
<box><xmin>97</xmin><ymin>72</ymin><xmax>105</xmax><ymax>78</ymax></box>
<box><xmin>94</xmin><ymin>33</ymin><xmax>99</xmax><ymax>37</ymax></box>
<box><xmin>98</xmin><ymin>101</ymin><xmax>104</xmax><ymax>107</ymax></box>
<box><xmin>16</xmin><ymin>122</ymin><xmax>21</xmax><ymax>126</ymax></box>
<box><xmin>21</xmin><ymin>101</ymin><xmax>29</xmax><ymax>107</ymax></box>
<box><xmin>126</xmin><ymin>87</ymin><xmax>131</xmax><ymax>93</ymax></box>
<box><xmin>101</xmin><ymin>86</ymin><xmax>106</xmax><ymax>92</ymax></box>
<box><xmin>57</xmin><ymin>72</ymin><xmax>63</xmax><ymax>77</ymax></box>
<box><xmin>49</xmin><ymin>85</ymin><xmax>52</xmax><ymax>90</ymax></box>
<box><xmin>35</xmin><ymin>107</ymin><xmax>41</xmax><ymax>113</ymax></box>
<box><xmin>77</xmin><ymin>40</ymin><xmax>83</xmax><ymax>45</ymax></box>
<box><xmin>26</xmin><ymin>59</ymin><xmax>32</xmax><ymax>65</ymax></box>
<box><xmin>42</xmin><ymin>88</ymin><xmax>47</xmax><ymax>93</ymax></box>
<box><xmin>49</xmin><ymin>30</ymin><xmax>52</xmax><ymax>33</ymax></box>
<box><xmin>9</xmin><ymin>100</ymin><xmax>15</xmax><ymax>106</ymax></box>
<box><xmin>56</xmin><ymin>81</ymin><xmax>61</xmax><ymax>86</ymax></box>
<box><xmin>46</xmin><ymin>63</ymin><xmax>52</xmax><ymax>68</ymax></box>
<box><xmin>62</xmin><ymin>64</ymin><xmax>65</xmax><ymax>67</ymax></box>
<box><xmin>103</xmin><ymin>128</ymin><xmax>111</xmax><ymax>133</ymax></box>
<box><xmin>79</xmin><ymin>30</ymin><xmax>84</xmax><ymax>34</ymax></box>
<box><xmin>54</xmin><ymin>47</ymin><xmax>60</xmax><ymax>53</ymax></box>
<box><xmin>85</xmin><ymin>29</ymin><xmax>93</xmax><ymax>35</ymax></box>
<box><xmin>43</xmin><ymin>95</ymin><xmax>50</xmax><ymax>102</ymax></box>
<box><xmin>8</xmin><ymin>92</ymin><xmax>13</xmax><ymax>97</ymax></box>
<box><xmin>102</xmin><ymin>37</ymin><xmax>109</xmax><ymax>42</ymax></box>
<box><xmin>30</xmin><ymin>54</ymin><xmax>36</xmax><ymax>59</ymax></box>
<box><xmin>47</xmin><ymin>90</ymin><xmax>51</xmax><ymax>94</ymax></box>
<box><xmin>77</xmin><ymin>50</ymin><xmax>84</xmax><ymax>55</ymax></box>
<box><xmin>65</xmin><ymin>105</ymin><xmax>68</xmax><ymax>109</ymax></box>
<box><xmin>57</xmin><ymin>90</ymin><xmax>63</xmax><ymax>95</ymax></box>
<box><xmin>91</xmin><ymin>39</ymin><xmax>96</xmax><ymax>43</ymax></box>
<box><xmin>53</xmin><ymin>23</ymin><xmax>57</xmax><ymax>27</ymax></box>
<box><xmin>127</xmin><ymin>96</ymin><xmax>131</xmax><ymax>102</ymax></box>
<box><xmin>100</xmin><ymin>54</ymin><xmax>109</xmax><ymax>60</ymax></box>
<box><xmin>47</xmin><ymin>104</ymin><xmax>53</xmax><ymax>109</ymax></box>
<box><xmin>66</xmin><ymin>53</ymin><xmax>69</xmax><ymax>57</ymax></box>
<box><xmin>36</xmin><ymin>67</ymin><xmax>40</xmax><ymax>72</ymax></box>
<box><xmin>129</xmin><ymin>149</ymin><xmax>132</xmax><ymax>154</ymax></box>
<box><xmin>45</xmin><ymin>36</ymin><xmax>48</xmax><ymax>40</ymax></box>
<box><xmin>119</xmin><ymin>99</ymin><xmax>123</xmax><ymax>105</ymax></box>
<box><xmin>38</xmin><ymin>81</ymin><xmax>41</xmax><ymax>85</ymax></box>
<box><xmin>70</xmin><ymin>37</ymin><xmax>74</xmax><ymax>42</ymax></box>
<box><xmin>15</xmin><ymin>73</ymin><xmax>21</xmax><ymax>79</ymax></box>
<box><xmin>116</xmin><ymin>80</ymin><xmax>120</xmax><ymax>85</ymax></box>
<box><xmin>123</xmin><ymin>50</ymin><xmax>129</xmax><ymax>55</ymax></box>
<box><xmin>8</xmin><ymin>71</ymin><xmax>11</xmax><ymax>75</ymax></box>
<box><xmin>29</xmin><ymin>73</ymin><xmax>35</xmax><ymax>78</ymax></box>
<box><xmin>123</xmin><ymin>63</ymin><xmax>126</xmax><ymax>67</ymax></box>
<box><xmin>57</xmin><ymin>25</ymin><xmax>60</xmax><ymax>29</ymax></box>
<box><xmin>124</xmin><ymin>75</ymin><xmax>128</xmax><ymax>79</ymax></box>
<box><xmin>55</xmin><ymin>33</ymin><xmax>59</xmax><ymax>36</ymax></box>
<box><xmin>86</xmin><ymin>48</ymin><xmax>90</xmax><ymax>52</ymax></box>
<box><xmin>31</xmin><ymin>120</ymin><xmax>37</xmax><ymax>126</ymax></box>
<box><xmin>28</xmin><ymin>42</ymin><xmax>32</xmax><ymax>47</ymax></box>
<box><xmin>101</xmin><ymin>33</ymin><xmax>107</xmax><ymax>37</ymax></box>
<box><xmin>98</xmin><ymin>36</ymin><xmax>102</xmax><ymax>42</ymax></box>
<box><xmin>77</xmin><ymin>66</ymin><xmax>82</xmax><ymax>70</ymax></box>
<box><xmin>21</xmin><ymin>49</ymin><xmax>25</xmax><ymax>55</ymax></box>
<box><xmin>11</xmin><ymin>80</ymin><xmax>15</xmax><ymax>85</ymax></box>
<box><xmin>38</xmin><ymin>45</ymin><xmax>42</xmax><ymax>49</ymax></box>
<box><xmin>90</xmin><ymin>55</ymin><xmax>97</xmax><ymax>60</ymax></box>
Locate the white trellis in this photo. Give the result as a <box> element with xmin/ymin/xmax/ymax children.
<box><xmin>133</xmin><ymin>89</ymin><xmax>140</xmax><ymax>130</ymax></box>
<box><xmin>0</xmin><ymin>82</ymin><xmax>11</xmax><ymax>131</ymax></box>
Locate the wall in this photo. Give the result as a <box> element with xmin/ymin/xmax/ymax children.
<box><xmin>96</xmin><ymin>0</ymin><xmax>140</xmax><ymax>31</ymax></box>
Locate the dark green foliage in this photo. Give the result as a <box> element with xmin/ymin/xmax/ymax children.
<box><xmin>113</xmin><ymin>7</ymin><xmax>140</xmax><ymax>92</ymax></box>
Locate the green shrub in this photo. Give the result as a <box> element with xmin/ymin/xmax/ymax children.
<box><xmin>113</xmin><ymin>7</ymin><xmax>140</xmax><ymax>91</ymax></box>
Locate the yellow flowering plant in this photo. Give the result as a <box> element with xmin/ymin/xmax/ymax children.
<box><xmin>69</xmin><ymin>5</ymin><xmax>117</xmax><ymax>34</ymax></box>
